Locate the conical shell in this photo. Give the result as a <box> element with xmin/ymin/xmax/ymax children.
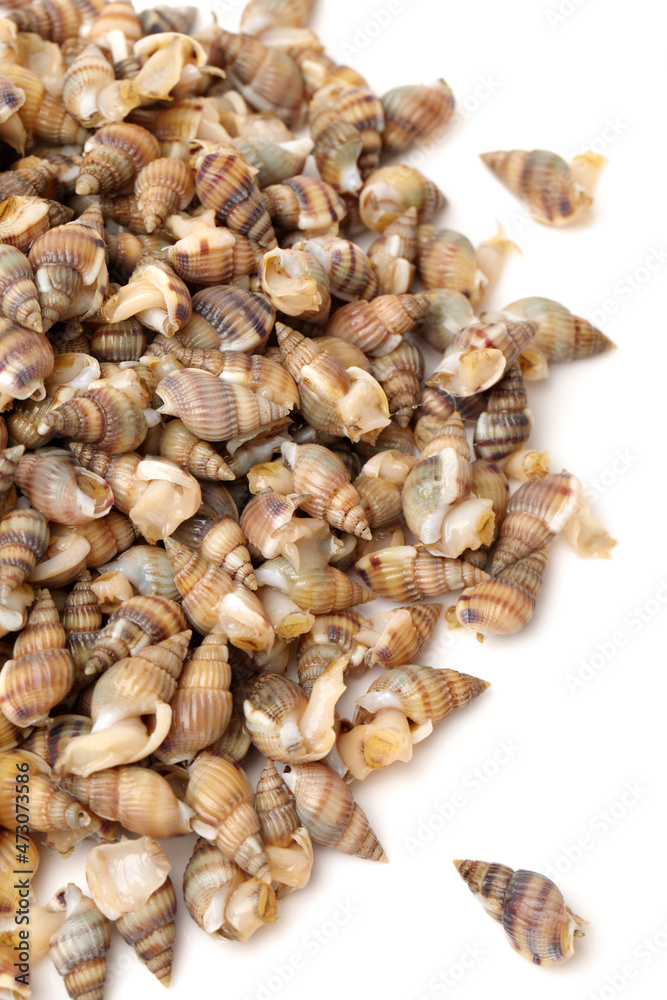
<box><xmin>40</xmin><ymin>386</ymin><xmax>148</xmax><ymax>454</ymax></box>
<box><xmin>354</xmin><ymin>664</ymin><xmax>489</xmax><ymax>725</ymax></box>
<box><xmin>135</xmin><ymin>157</ymin><xmax>195</xmax><ymax>234</ymax></box>
<box><xmin>0</xmin><ymin>245</ymin><xmax>42</xmax><ymax>332</ymax></box>
<box><xmin>186</xmin><ymin>750</ymin><xmax>271</xmax><ymax>883</ymax></box>
<box><xmin>261</xmin><ymin>174</ymin><xmax>346</xmax><ymax>231</ymax></box>
<box><xmin>362</xmin><ymin>603</ymin><xmax>441</xmax><ymax>671</ymax></box>
<box><xmin>255</xmin><ymin>758</ymin><xmax>299</xmax><ymax>848</ymax></box>
<box><xmin>0</xmin><ymin>318</ymin><xmax>54</xmax><ymax>402</ymax></box>
<box><xmin>359</xmin><ymin>164</ymin><xmax>446</xmax><ymax>232</ymax></box>
<box><xmin>453</xmin><ymin>547</ymin><xmax>549</xmax><ymax>637</ymax></box>
<box><xmin>281</xmin><ymin>441</ymin><xmax>372</xmax><ymax>538</ymax></box>
<box><xmin>501</xmin><ymin>296</ymin><xmax>614</xmax><ymax>361</ymax></box>
<box><xmin>0</xmin><ymin>507</ymin><xmax>49</xmax><ymax>599</ymax></box>
<box><xmin>326</xmin><ymin>292</ymin><xmax>432</xmax><ymax>357</ymax></box>
<box><xmin>0</xmin><ymin>751</ymin><xmax>90</xmax><ymax>832</ymax></box>
<box><xmin>355</xmin><ymin>545</ymin><xmax>490</xmax><ymax>602</ymax></box>
<box><xmin>76</xmin><ymin>122</ymin><xmax>160</xmax><ymax>196</ymax></box>
<box><xmin>49</xmin><ymin>884</ymin><xmax>110</xmax><ymax>1000</ymax></box>
<box><xmin>491</xmin><ymin>472</ymin><xmax>583</xmax><ymax>574</ymax></box>
<box><xmin>381</xmin><ymin>79</ymin><xmax>455</xmax><ymax>151</ymax></box>
<box><xmin>15</xmin><ymin>451</ymin><xmax>113</xmax><ymax>525</ymax></box>
<box><xmin>84</xmin><ymin>595</ymin><xmax>186</xmax><ymax>679</ymax></box>
<box><xmin>454</xmin><ymin>859</ymin><xmax>586</xmax><ymax>965</ymax></box>
<box><xmin>210</xmin><ymin>29</ymin><xmax>304</xmax><ymax>127</ymax></box>
<box><xmin>178</xmin><ymin>286</ymin><xmax>275</xmax><ymax>352</ymax></box>
<box><xmin>283</xmin><ymin>761</ymin><xmax>387</xmax><ymax>861</ymax></box>
<box><xmin>297</xmin><ymin>610</ymin><xmax>369</xmax><ymax>696</ymax></box>
<box><xmin>0</xmin><ymin>590</ymin><xmax>74</xmax><ymax>726</ymax></box>
<box><xmin>116</xmin><ymin>878</ymin><xmax>176</xmax><ymax>987</ymax></box>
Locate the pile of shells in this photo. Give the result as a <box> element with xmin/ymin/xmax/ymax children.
<box><xmin>0</xmin><ymin>0</ymin><xmax>615</xmax><ymax>991</ymax></box>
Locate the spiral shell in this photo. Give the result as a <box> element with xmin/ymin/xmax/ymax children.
<box><xmin>500</xmin><ymin>296</ymin><xmax>615</xmax><ymax>362</ymax></box>
<box><xmin>359</xmin><ymin>164</ymin><xmax>446</xmax><ymax>233</ymax></box>
<box><xmin>84</xmin><ymin>594</ymin><xmax>186</xmax><ymax>679</ymax></box>
<box><xmin>480</xmin><ymin>148</ymin><xmax>605</xmax><ymax>225</ymax></box>
<box><xmin>354</xmin><ymin>664</ymin><xmax>489</xmax><ymax>726</ymax></box>
<box><xmin>355</xmin><ymin>545</ymin><xmax>490</xmax><ymax>602</ymax></box>
<box><xmin>281</xmin><ymin>441</ymin><xmax>372</xmax><ymax>539</ymax></box>
<box><xmin>491</xmin><ymin>472</ymin><xmax>583</xmax><ymax>574</ymax></box>
<box><xmin>244</xmin><ymin>659</ymin><xmax>346</xmax><ymax>762</ymax></box>
<box><xmin>62</xmin><ymin>42</ymin><xmax>118</xmax><ymax>128</ymax></box>
<box><xmin>49</xmin><ymin>883</ymin><xmax>111</xmax><ymax>1000</ymax></box>
<box><xmin>183</xmin><ymin>837</ymin><xmax>277</xmax><ymax>941</ymax></box>
<box><xmin>473</xmin><ymin>364</ymin><xmax>533</xmax><ymax>461</ymax></box>
<box><xmin>103</xmin><ymin>254</ymin><xmax>191</xmax><ymax>336</ymax></box>
<box><xmin>367</xmin><ymin>208</ymin><xmax>417</xmax><ymax>294</ymax></box>
<box><xmin>296</xmin><ymin>234</ymin><xmax>379</xmax><ymax>301</ymax></box>
<box><xmin>6</xmin><ymin>0</ymin><xmax>85</xmax><ymax>43</ymax></box>
<box><xmin>0</xmin><ymin>196</ymin><xmax>52</xmax><ymax>253</ymax></box>
<box><xmin>296</xmin><ymin>610</ymin><xmax>368</xmax><ymax>696</ymax></box>
<box><xmin>0</xmin><ymin>507</ymin><xmax>49</xmax><ymax>600</ymax></box>
<box><xmin>177</xmin><ymin>286</ymin><xmax>275</xmax><ymax>352</ymax></box>
<box><xmin>454</xmin><ymin>859</ymin><xmax>586</xmax><ymax>964</ymax></box>
<box><xmin>157</xmin><ymin>368</ymin><xmax>291</xmax><ymax>442</ymax></box>
<box><xmin>76</xmin><ymin>122</ymin><xmax>160</xmax><ymax>196</ymax></box>
<box><xmin>139</xmin><ymin>5</ymin><xmax>197</xmax><ymax>34</ymax></box>
<box><xmin>359</xmin><ymin>603</ymin><xmax>441</xmax><ymax>671</ymax></box>
<box><xmin>0</xmin><ymin>750</ymin><xmax>90</xmax><ymax>832</ymax></box>
<box><xmin>427</xmin><ymin>318</ymin><xmax>537</xmax><ymax>398</ymax></box>
<box><xmin>155</xmin><ymin>628</ymin><xmax>232</xmax><ymax>764</ymax></box>
<box><xmin>452</xmin><ymin>546</ymin><xmax>549</xmax><ymax>638</ymax></box>
<box><xmin>191</xmin><ymin>140</ymin><xmax>277</xmax><ymax>249</ymax></box>
<box><xmin>0</xmin><ymin>589</ymin><xmax>74</xmax><ymax>727</ymax></box>
<box><xmin>0</xmin><ymin>245</ymin><xmax>42</xmax><ymax>332</ymax></box>
<box><xmin>134</xmin><ymin>157</ymin><xmax>195</xmax><ymax>234</ymax></box>
<box><xmin>2</xmin><ymin>63</ymin><xmax>88</xmax><ymax>147</ymax></box>
<box><xmin>186</xmin><ymin>749</ymin><xmax>271</xmax><ymax>883</ymax></box>
<box><xmin>283</xmin><ymin>761</ymin><xmax>387</xmax><ymax>861</ymax></box>
<box><xmin>240</xmin><ymin>0</ymin><xmax>316</xmax><ymax>33</ymax></box>
<box><xmin>15</xmin><ymin>451</ymin><xmax>113</xmax><ymax>525</ymax></box>
<box><xmin>381</xmin><ymin>79</ymin><xmax>455</xmax><ymax>151</ymax></box>
<box><xmin>326</xmin><ymin>292</ymin><xmax>431</xmax><ymax>357</ymax></box>
<box><xmin>261</xmin><ymin>174</ymin><xmax>346</xmax><ymax>231</ymax></box>
<box><xmin>59</xmin><ymin>765</ymin><xmax>194</xmax><ymax>837</ymax></box>
<box><xmin>0</xmin><ymin>317</ymin><xmax>54</xmax><ymax>406</ymax></box>
<box><xmin>38</xmin><ymin>386</ymin><xmax>148</xmax><ymax>454</ymax></box>
<box><xmin>158</xmin><ymin>418</ymin><xmax>234</xmax><ymax>482</ymax></box>
<box><xmin>259</xmin><ymin>246</ymin><xmax>331</xmax><ymax>322</ymax></box>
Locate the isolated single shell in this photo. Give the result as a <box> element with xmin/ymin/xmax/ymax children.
<box><xmin>491</xmin><ymin>472</ymin><xmax>583</xmax><ymax>574</ymax></box>
<box><xmin>283</xmin><ymin>761</ymin><xmax>387</xmax><ymax>861</ymax></box>
<box><xmin>454</xmin><ymin>859</ymin><xmax>586</xmax><ymax>964</ymax></box>
<box><xmin>499</xmin><ymin>296</ymin><xmax>614</xmax><ymax>362</ymax></box>
<box><xmin>155</xmin><ymin>628</ymin><xmax>232</xmax><ymax>764</ymax></box>
<box><xmin>480</xmin><ymin>148</ymin><xmax>606</xmax><ymax>226</ymax></box>
<box><xmin>381</xmin><ymin>79</ymin><xmax>455</xmax><ymax>151</ymax></box>
<box><xmin>281</xmin><ymin>441</ymin><xmax>372</xmax><ymax>538</ymax></box>
<box><xmin>186</xmin><ymin>750</ymin><xmax>271</xmax><ymax>883</ymax></box>
<box><xmin>192</xmin><ymin>140</ymin><xmax>277</xmax><ymax>249</ymax></box>
<box><xmin>49</xmin><ymin>884</ymin><xmax>111</xmax><ymax>1000</ymax></box>
<box><xmin>0</xmin><ymin>589</ymin><xmax>74</xmax><ymax>727</ymax></box>
<box><xmin>183</xmin><ymin>837</ymin><xmax>277</xmax><ymax>941</ymax></box>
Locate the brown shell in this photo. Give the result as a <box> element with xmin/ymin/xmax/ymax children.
<box><xmin>84</xmin><ymin>594</ymin><xmax>187</xmax><ymax>680</ymax></box>
<box><xmin>281</xmin><ymin>441</ymin><xmax>372</xmax><ymax>538</ymax></box>
<box><xmin>0</xmin><ymin>507</ymin><xmax>49</xmax><ymax>599</ymax></box>
<box><xmin>355</xmin><ymin>545</ymin><xmax>490</xmax><ymax>602</ymax></box>
<box><xmin>135</xmin><ymin>157</ymin><xmax>196</xmax><ymax>234</ymax></box>
<box><xmin>381</xmin><ymin>79</ymin><xmax>455</xmax><ymax>151</ymax></box>
<box><xmin>473</xmin><ymin>364</ymin><xmax>533</xmax><ymax>461</ymax></box>
<box><xmin>192</xmin><ymin>141</ymin><xmax>277</xmax><ymax>249</ymax></box>
<box><xmin>480</xmin><ymin>149</ymin><xmax>596</xmax><ymax>225</ymax></box>
<box><xmin>177</xmin><ymin>286</ymin><xmax>275</xmax><ymax>353</ymax></box>
<box><xmin>354</xmin><ymin>664</ymin><xmax>489</xmax><ymax>725</ymax></box>
<box><xmin>116</xmin><ymin>878</ymin><xmax>177</xmax><ymax>987</ymax></box>
<box><xmin>49</xmin><ymin>884</ymin><xmax>111</xmax><ymax>1000</ymax></box>
<box><xmin>326</xmin><ymin>292</ymin><xmax>432</xmax><ymax>357</ymax></box>
<box><xmin>262</xmin><ymin>174</ymin><xmax>346</xmax><ymax>231</ymax></box>
<box><xmin>453</xmin><ymin>547</ymin><xmax>549</xmax><ymax>637</ymax></box>
<box><xmin>76</xmin><ymin>123</ymin><xmax>161</xmax><ymax>196</ymax></box>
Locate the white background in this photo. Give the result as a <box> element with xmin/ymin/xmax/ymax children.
<box><xmin>32</xmin><ymin>0</ymin><xmax>667</xmax><ymax>998</ymax></box>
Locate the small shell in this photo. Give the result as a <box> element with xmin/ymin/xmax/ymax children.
<box><xmin>156</xmin><ymin>368</ymin><xmax>290</xmax><ymax>442</ymax></box>
<box><xmin>296</xmin><ymin>234</ymin><xmax>379</xmax><ymax>301</ymax></box>
<box><xmin>232</xmin><ymin>136</ymin><xmax>313</xmax><ymax>188</ymax></box>
<box><xmin>186</xmin><ymin>749</ymin><xmax>271</xmax><ymax>883</ymax></box>
<box><xmin>0</xmin><ymin>318</ymin><xmax>55</xmax><ymax>405</ymax></box>
<box><xmin>480</xmin><ymin>148</ymin><xmax>605</xmax><ymax>225</ymax></box>
<box><xmin>135</xmin><ymin>157</ymin><xmax>195</xmax><ymax>234</ymax></box>
<box><xmin>139</xmin><ymin>5</ymin><xmax>197</xmax><ymax>34</ymax></box>
<box><xmin>155</xmin><ymin>628</ymin><xmax>232</xmax><ymax>765</ymax></box>
<box><xmin>183</xmin><ymin>837</ymin><xmax>277</xmax><ymax>941</ymax></box>
<box><xmin>210</xmin><ymin>29</ymin><xmax>304</xmax><ymax>127</ymax></box>
<box><xmin>49</xmin><ymin>884</ymin><xmax>111</xmax><ymax>1000</ymax></box>
<box><xmin>371</xmin><ymin>341</ymin><xmax>424</xmax><ymax>426</ymax></box>
<box><xmin>309</xmin><ymin>78</ymin><xmax>384</xmax><ymax>182</ymax></box>
<box><xmin>500</xmin><ymin>296</ymin><xmax>615</xmax><ymax>362</ymax></box>
<box><xmin>451</xmin><ymin>546</ymin><xmax>549</xmax><ymax>638</ymax></box>
<box><xmin>0</xmin><ymin>196</ymin><xmax>51</xmax><ymax>253</ymax></box>
<box><xmin>191</xmin><ymin>140</ymin><xmax>277</xmax><ymax>249</ymax></box>
<box><xmin>76</xmin><ymin>122</ymin><xmax>160</xmax><ymax>196</ymax></box>
<box><xmin>282</xmin><ymin>761</ymin><xmax>387</xmax><ymax>861</ymax></box>
<box><xmin>39</xmin><ymin>386</ymin><xmax>148</xmax><ymax>454</ymax></box>
<box><xmin>243</xmin><ymin>659</ymin><xmax>346</xmax><ymax>762</ymax></box>
<box><xmin>381</xmin><ymin>79</ymin><xmax>455</xmax><ymax>151</ymax></box>
<box><xmin>15</xmin><ymin>451</ymin><xmax>113</xmax><ymax>525</ymax></box>
<box><xmin>62</xmin><ymin>43</ymin><xmax>117</xmax><ymax>128</ymax></box>
<box><xmin>0</xmin><ymin>245</ymin><xmax>42</xmax><ymax>332</ymax></box>
<box><xmin>417</xmin><ymin>225</ymin><xmax>486</xmax><ymax>306</ymax></box>
<box><xmin>354</xmin><ymin>664</ymin><xmax>489</xmax><ymax>727</ymax></box>
<box><xmin>255</xmin><ymin>758</ymin><xmax>298</xmax><ymax>848</ymax></box>
<box><xmin>281</xmin><ymin>441</ymin><xmax>372</xmax><ymax>539</ymax></box>
<box><xmin>159</xmin><ymin>419</ymin><xmax>234</xmax><ymax>482</ymax></box>
<box><xmin>177</xmin><ymin>286</ymin><xmax>275</xmax><ymax>352</ymax></box>
<box><xmin>6</xmin><ymin>0</ymin><xmax>84</xmax><ymax>43</ymax></box>
<box><xmin>240</xmin><ymin>490</ymin><xmax>328</xmax><ymax>570</ymax></box>
<box><xmin>255</xmin><ymin>557</ymin><xmax>375</xmax><ymax>614</ymax></box>
<box><xmin>61</xmin><ymin>574</ymin><xmax>102</xmax><ymax>680</ymax></box>
<box><xmin>367</xmin><ymin>208</ymin><xmax>418</xmax><ymax>294</ymax></box>
<box><xmin>85</xmin><ymin>834</ymin><xmax>171</xmax><ymax>917</ymax></box>
<box><xmin>159</xmin><ymin>229</ymin><xmax>263</xmax><ymax>286</ymax></box>
<box><xmin>326</xmin><ymin>292</ymin><xmax>432</xmax><ymax>357</ymax></box>
<box><xmin>103</xmin><ymin>255</ymin><xmax>191</xmax><ymax>336</ymax></box>
<box><xmin>454</xmin><ymin>859</ymin><xmax>586</xmax><ymax>964</ymax></box>
<box><xmin>58</xmin><ymin>771</ymin><xmax>189</xmax><ymax>844</ymax></box>
<box><xmin>355</xmin><ymin>544</ymin><xmax>490</xmax><ymax>602</ymax></box>
<box><xmin>359</xmin><ymin>603</ymin><xmax>441</xmax><ymax>671</ymax></box>
<box><xmin>240</xmin><ymin>0</ymin><xmax>316</xmax><ymax>34</ymax></box>
<box><xmin>491</xmin><ymin>472</ymin><xmax>583</xmax><ymax>574</ymax></box>
<box><xmin>427</xmin><ymin>319</ymin><xmax>536</xmax><ymax>398</ymax></box>
<box><xmin>359</xmin><ymin>164</ymin><xmax>447</xmax><ymax>232</ymax></box>
<box><xmin>115</xmin><ymin>878</ymin><xmax>177</xmax><ymax>987</ymax></box>
<box><xmin>0</xmin><ymin>750</ymin><xmax>90</xmax><ymax>833</ymax></box>
<box><xmin>473</xmin><ymin>364</ymin><xmax>533</xmax><ymax>460</ymax></box>
<box><xmin>0</xmin><ymin>590</ymin><xmax>74</xmax><ymax>727</ymax></box>
<box><xmin>2</xmin><ymin>62</ymin><xmax>87</xmax><ymax>147</ymax></box>
<box><xmin>83</xmin><ymin>594</ymin><xmax>187</xmax><ymax>680</ymax></box>
<box><xmin>261</xmin><ymin>174</ymin><xmax>346</xmax><ymax>231</ymax></box>
<box><xmin>0</xmin><ymin>827</ymin><xmax>40</xmax><ymax>915</ymax></box>
<box><xmin>0</xmin><ymin>507</ymin><xmax>49</xmax><ymax>599</ymax></box>
<box><xmin>259</xmin><ymin>247</ymin><xmax>331</xmax><ymax>322</ymax></box>
<box><xmin>296</xmin><ymin>609</ymin><xmax>369</xmax><ymax>696</ymax></box>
